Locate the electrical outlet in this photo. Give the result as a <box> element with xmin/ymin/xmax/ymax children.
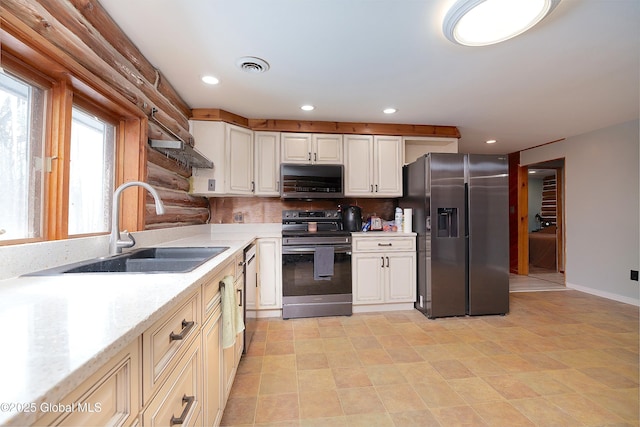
<box><xmin>631</xmin><ymin>270</ymin><xmax>639</xmax><ymax>281</ymax></box>
<box><xmin>208</xmin><ymin>179</ymin><xmax>216</xmax><ymax>191</ymax></box>
<box><xmin>233</xmin><ymin>211</ymin><xmax>244</xmax><ymax>223</ymax></box>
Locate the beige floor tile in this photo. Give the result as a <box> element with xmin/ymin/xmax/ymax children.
<box><xmin>337</xmin><ymin>386</ymin><xmax>386</xmax><ymax>415</ymax></box>
<box><xmin>325</xmin><ymin>350</ymin><xmax>363</xmax><ymax>368</ymax></box>
<box><xmin>430</xmin><ymin>405</ymin><xmax>490</xmax><ymax>427</ymax></box>
<box><xmin>365</xmin><ymin>364</ymin><xmax>407</xmax><ymax>386</ymax></box>
<box><xmin>220</xmin><ymin>396</ymin><xmax>257</xmax><ymax>426</ymax></box>
<box><xmin>412</xmin><ymin>378</ymin><xmax>467</xmax><ymax>408</ymax></box>
<box><xmin>332</xmin><ymin>367</ymin><xmax>372</xmax><ymax>389</ymax></box>
<box><xmin>376</xmin><ymin>383</ymin><xmax>427</xmax><ymax>413</ymax></box>
<box><xmin>430</xmin><ymin>359</ymin><xmax>476</xmax><ymax>379</ymax></box>
<box><xmin>551</xmin><ymin>393</ymin><xmax>627</xmax><ymax>425</ymax></box>
<box><xmin>297</xmin><ymin>368</ymin><xmax>336</xmax><ymax>391</ymax></box>
<box><xmin>260</xmin><ymin>371</ymin><xmax>298</xmax><ymax>395</ymax></box>
<box><xmin>510</xmin><ymin>397</ymin><xmax>581</xmax><ymax>426</ymax></box>
<box><xmin>357</xmin><ymin>348</ymin><xmax>394</xmax><ymax>365</ymax></box>
<box><xmin>447</xmin><ymin>377</ymin><xmax>505</xmax><ymax>404</ymax></box>
<box><xmin>255</xmin><ymin>393</ymin><xmax>299</xmax><ymax>424</ymax></box>
<box><xmin>223</xmin><ymin>290</ymin><xmax>639</xmax><ymax>426</ymax></box>
<box><xmin>471</xmin><ymin>401</ymin><xmax>535</xmax><ymax>426</ymax></box>
<box><xmin>389</xmin><ymin>409</ymin><xmax>442</xmax><ymax>427</ymax></box>
<box><xmin>296</xmin><ymin>352</ymin><xmax>329</xmax><ymax>370</ymax></box>
<box><xmin>299</xmin><ymin>389</ymin><xmax>344</xmax><ymax>419</ymax></box>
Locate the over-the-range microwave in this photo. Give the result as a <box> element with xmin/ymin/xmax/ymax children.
<box><xmin>280</xmin><ymin>164</ymin><xmax>344</xmax><ymax>199</ymax></box>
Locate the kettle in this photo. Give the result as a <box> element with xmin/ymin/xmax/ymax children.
<box><xmin>342</xmin><ymin>205</ymin><xmax>362</xmax><ymax>232</ymax></box>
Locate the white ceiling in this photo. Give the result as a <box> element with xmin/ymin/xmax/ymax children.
<box><xmin>99</xmin><ymin>0</ymin><xmax>639</xmax><ymax>154</ymax></box>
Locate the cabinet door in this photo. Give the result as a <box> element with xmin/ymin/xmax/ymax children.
<box><xmin>202</xmin><ymin>305</ymin><xmax>222</xmax><ymax>427</ymax></box>
<box><xmin>344</xmin><ymin>135</ymin><xmax>373</xmax><ymax>196</ymax></box>
<box><xmin>373</xmin><ymin>135</ymin><xmax>403</xmax><ymax>197</ymax></box>
<box><xmin>352</xmin><ymin>253</ymin><xmax>384</xmax><ymax>304</ymax></box>
<box><xmin>189</xmin><ymin>120</ymin><xmax>226</xmax><ymax>195</ymax></box>
<box><xmin>313</xmin><ymin>134</ymin><xmax>343</xmax><ymax>164</ymax></box>
<box><xmin>257</xmin><ymin>238</ymin><xmax>282</xmax><ymax>309</ymax></box>
<box><xmin>254</xmin><ymin>131</ymin><xmax>281</xmax><ymax>195</ymax></box>
<box><xmin>226</xmin><ymin>125</ymin><xmax>254</xmax><ymax>194</ymax></box>
<box><xmin>281</xmin><ymin>133</ymin><xmax>312</xmax><ymax>163</ymax></box>
<box><xmin>386</xmin><ymin>253</ymin><xmax>416</xmax><ymax>302</ymax></box>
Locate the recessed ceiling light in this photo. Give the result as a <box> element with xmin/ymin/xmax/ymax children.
<box><xmin>201</xmin><ymin>75</ymin><xmax>219</xmax><ymax>85</ymax></box>
<box><xmin>383</xmin><ymin>108</ymin><xmax>397</xmax><ymax>114</ymax></box>
<box><xmin>486</xmin><ymin>139</ymin><xmax>497</xmax><ymax>144</ymax></box>
<box><xmin>443</xmin><ymin>0</ymin><xmax>560</xmax><ymax>46</ymax></box>
<box><xmin>529</xmin><ymin>170</ymin><xmax>537</xmax><ymax>174</ymax></box>
<box><xmin>301</xmin><ymin>105</ymin><xmax>315</xmax><ymax>111</ymax></box>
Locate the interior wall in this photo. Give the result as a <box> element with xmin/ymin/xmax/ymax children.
<box><xmin>520</xmin><ymin>119</ymin><xmax>639</xmax><ymax>304</ymax></box>
<box><xmin>528</xmin><ymin>178</ymin><xmax>543</xmax><ymax>231</ymax></box>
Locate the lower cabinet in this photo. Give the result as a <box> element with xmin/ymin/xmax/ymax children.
<box><xmin>33</xmin><ymin>339</ymin><xmax>141</xmax><ymax>427</ymax></box>
<box><xmin>352</xmin><ymin>234</ymin><xmax>416</xmax><ymax>312</ymax></box>
<box><xmin>254</xmin><ymin>237</ymin><xmax>282</xmax><ymax>317</ymax></box>
<box><xmin>202</xmin><ymin>303</ymin><xmax>222</xmax><ymax>427</ymax></box>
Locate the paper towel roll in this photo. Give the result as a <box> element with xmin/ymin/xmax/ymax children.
<box><xmin>403</xmin><ymin>208</ymin><xmax>412</xmax><ymax>233</ymax></box>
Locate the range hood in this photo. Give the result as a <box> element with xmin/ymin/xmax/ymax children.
<box><xmin>149</xmin><ymin>139</ymin><xmax>213</xmax><ymax>169</ymax></box>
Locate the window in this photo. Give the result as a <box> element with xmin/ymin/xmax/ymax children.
<box><xmin>0</xmin><ymin>70</ymin><xmax>46</xmax><ymax>242</ymax></box>
<box><xmin>68</xmin><ymin>107</ymin><xmax>115</xmax><ymax>235</ymax></box>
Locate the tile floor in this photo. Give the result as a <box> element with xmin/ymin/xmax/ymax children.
<box><xmin>221</xmin><ymin>289</ymin><xmax>639</xmax><ymax>426</ymax></box>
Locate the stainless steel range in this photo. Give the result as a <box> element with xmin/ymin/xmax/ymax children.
<box><xmin>281</xmin><ymin>209</ymin><xmax>352</xmax><ymax>319</ymax></box>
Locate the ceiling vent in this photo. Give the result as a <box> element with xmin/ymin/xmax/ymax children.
<box><xmin>236</xmin><ymin>56</ymin><xmax>270</xmax><ymax>73</ymax></box>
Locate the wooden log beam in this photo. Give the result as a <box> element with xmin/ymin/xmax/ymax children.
<box><xmin>147</xmin><ymin>162</ymin><xmax>191</xmax><ymax>193</ymax></box>
<box><xmin>145</xmin><ymin>205</ymin><xmax>209</xmax><ymax>226</ymax></box>
<box><xmin>146</xmin><ymin>188</ymin><xmax>208</xmax><ymax>209</ymax></box>
<box><xmin>146</xmin><ymin>145</ymin><xmax>192</xmax><ymax>179</ymax></box>
<box><xmin>2</xmin><ymin>0</ymin><xmax>192</xmax><ymax>143</ymax></box>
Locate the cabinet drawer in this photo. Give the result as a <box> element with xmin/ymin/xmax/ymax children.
<box><xmin>202</xmin><ymin>259</ymin><xmax>234</xmax><ymax>319</ymax></box>
<box><xmin>353</xmin><ymin>236</ymin><xmax>416</xmax><ymax>252</ymax></box>
<box><xmin>34</xmin><ymin>339</ymin><xmax>140</xmax><ymax>427</ymax></box>
<box><xmin>143</xmin><ymin>336</ymin><xmax>201</xmax><ymax>427</ymax></box>
<box><xmin>143</xmin><ymin>291</ymin><xmax>201</xmax><ymax>403</ymax></box>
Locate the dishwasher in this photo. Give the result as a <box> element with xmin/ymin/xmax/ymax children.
<box><xmin>243</xmin><ymin>243</ymin><xmax>257</xmax><ymax>353</ymax></box>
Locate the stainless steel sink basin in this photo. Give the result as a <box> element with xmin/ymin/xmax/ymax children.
<box><xmin>26</xmin><ymin>246</ymin><xmax>230</xmax><ymax>275</ymax></box>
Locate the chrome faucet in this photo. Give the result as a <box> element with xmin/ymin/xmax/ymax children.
<box><xmin>109</xmin><ymin>181</ymin><xmax>165</xmax><ymax>255</ymax></box>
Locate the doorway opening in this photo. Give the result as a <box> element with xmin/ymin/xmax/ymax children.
<box><xmin>525</xmin><ymin>158</ymin><xmax>565</xmax><ymax>288</ymax></box>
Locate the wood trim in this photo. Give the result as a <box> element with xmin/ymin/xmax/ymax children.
<box><xmin>47</xmin><ymin>80</ymin><xmax>73</xmax><ymax>240</ymax></box>
<box><xmin>556</xmin><ymin>167</ymin><xmax>565</xmax><ymax>273</ymax></box>
<box><xmin>517</xmin><ymin>163</ymin><xmax>529</xmax><ymax>276</ymax></box>
<box><xmin>191</xmin><ymin>109</ymin><xmax>461</xmax><ymax>138</ymax></box>
<box><xmin>118</xmin><ymin>118</ymin><xmax>148</xmax><ymax>232</ymax></box>
<box><xmin>190</xmin><ymin>109</ymin><xmax>251</xmax><ymax>128</ymax></box>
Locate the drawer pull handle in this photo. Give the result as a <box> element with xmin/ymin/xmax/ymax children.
<box><xmin>378</xmin><ymin>243</ymin><xmax>393</xmax><ymax>247</ymax></box>
<box><xmin>169</xmin><ymin>320</ymin><xmax>195</xmax><ymax>342</ymax></box>
<box><xmin>170</xmin><ymin>394</ymin><xmax>195</xmax><ymax>426</ymax></box>
<box><xmin>237</xmin><ymin>289</ymin><xmax>243</xmax><ymax>307</ymax></box>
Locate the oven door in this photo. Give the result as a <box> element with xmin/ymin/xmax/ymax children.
<box><xmin>282</xmin><ymin>243</ymin><xmax>352</xmax><ymax>297</ymax></box>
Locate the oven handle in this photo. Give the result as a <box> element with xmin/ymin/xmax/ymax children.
<box><xmin>282</xmin><ymin>245</ymin><xmax>352</xmax><ymax>255</ymax></box>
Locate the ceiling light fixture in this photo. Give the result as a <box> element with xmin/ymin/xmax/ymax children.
<box><xmin>201</xmin><ymin>75</ymin><xmax>219</xmax><ymax>85</ymax></box>
<box><xmin>301</xmin><ymin>105</ymin><xmax>315</xmax><ymax>111</ymax></box>
<box><xmin>443</xmin><ymin>0</ymin><xmax>560</xmax><ymax>46</ymax></box>
<box><xmin>383</xmin><ymin>108</ymin><xmax>397</xmax><ymax>114</ymax></box>
<box><xmin>486</xmin><ymin>139</ymin><xmax>497</xmax><ymax>144</ymax></box>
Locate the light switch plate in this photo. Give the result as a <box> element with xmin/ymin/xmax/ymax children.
<box><xmin>208</xmin><ymin>179</ymin><xmax>216</xmax><ymax>191</ymax></box>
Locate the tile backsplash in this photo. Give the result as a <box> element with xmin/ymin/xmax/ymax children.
<box><xmin>209</xmin><ymin>197</ymin><xmax>398</xmax><ymax>224</ymax></box>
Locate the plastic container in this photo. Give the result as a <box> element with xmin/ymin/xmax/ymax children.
<box><xmin>395</xmin><ymin>207</ymin><xmax>403</xmax><ymax>232</ymax></box>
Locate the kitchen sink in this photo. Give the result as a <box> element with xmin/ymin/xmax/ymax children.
<box><xmin>26</xmin><ymin>246</ymin><xmax>230</xmax><ymax>275</ymax></box>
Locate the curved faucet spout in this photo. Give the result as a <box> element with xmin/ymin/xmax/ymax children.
<box><xmin>109</xmin><ymin>181</ymin><xmax>165</xmax><ymax>255</ymax></box>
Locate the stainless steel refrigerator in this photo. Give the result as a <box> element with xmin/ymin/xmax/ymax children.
<box><xmin>402</xmin><ymin>153</ymin><xmax>509</xmax><ymax>318</ymax></box>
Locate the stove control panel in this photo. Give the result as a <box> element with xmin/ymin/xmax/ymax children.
<box><xmin>282</xmin><ymin>210</ymin><xmax>341</xmax><ymax>221</ymax></box>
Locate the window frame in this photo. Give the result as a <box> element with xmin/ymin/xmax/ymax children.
<box><xmin>0</xmin><ymin>30</ymin><xmax>147</xmax><ymax>246</ymax></box>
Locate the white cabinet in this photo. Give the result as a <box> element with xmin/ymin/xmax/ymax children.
<box><xmin>255</xmin><ymin>237</ymin><xmax>282</xmax><ymax>317</ymax></box>
<box><xmin>352</xmin><ymin>234</ymin><xmax>416</xmax><ymax>312</ymax></box>
<box><xmin>344</xmin><ymin>135</ymin><xmax>403</xmax><ymax>197</ymax></box>
<box><xmin>254</xmin><ymin>131</ymin><xmax>281</xmax><ymax>196</ymax></box>
<box><xmin>33</xmin><ymin>339</ymin><xmax>140</xmax><ymax>427</ymax></box>
<box><xmin>281</xmin><ymin>133</ymin><xmax>343</xmax><ymax>164</ymax></box>
<box><xmin>190</xmin><ymin>121</ymin><xmax>254</xmax><ymax>195</ymax></box>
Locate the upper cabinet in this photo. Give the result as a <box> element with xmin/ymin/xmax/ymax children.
<box><xmin>344</xmin><ymin>135</ymin><xmax>403</xmax><ymax>197</ymax></box>
<box><xmin>254</xmin><ymin>131</ymin><xmax>281</xmax><ymax>196</ymax></box>
<box><xmin>281</xmin><ymin>133</ymin><xmax>343</xmax><ymax>164</ymax></box>
<box><xmin>189</xmin><ymin>123</ymin><xmax>280</xmax><ymax>197</ymax></box>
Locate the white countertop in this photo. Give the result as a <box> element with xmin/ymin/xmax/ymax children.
<box><xmin>0</xmin><ymin>224</ymin><xmax>280</xmax><ymax>426</ymax></box>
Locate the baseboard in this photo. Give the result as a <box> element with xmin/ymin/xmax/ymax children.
<box><xmin>566</xmin><ymin>282</ymin><xmax>640</xmax><ymax>306</ymax></box>
<box><xmin>352</xmin><ymin>302</ymin><xmax>415</xmax><ymax>313</ymax></box>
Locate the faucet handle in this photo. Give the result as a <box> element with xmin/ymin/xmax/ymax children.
<box><xmin>119</xmin><ymin>230</ymin><xmax>136</xmax><ymax>249</ymax></box>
